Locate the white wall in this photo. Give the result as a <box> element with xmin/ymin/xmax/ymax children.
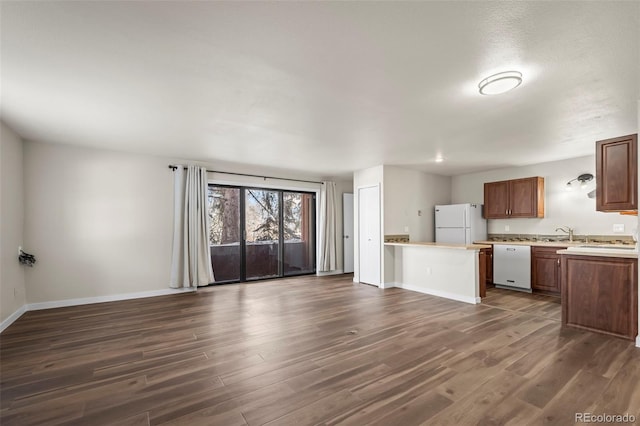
<box><xmin>353</xmin><ymin>165</ymin><xmax>384</xmax><ymax>283</ymax></box>
<box><xmin>383</xmin><ymin>166</ymin><xmax>451</xmax><ymax>242</ymax></box>
<box><xmin>0</xmin><ymin>123</ymin><xmax>27</xmax><ymax>325</ymax></box>
<box><xmin>21</xmin><ymin>140</ymin><xmax>348</xmax><ymax>305</ymax></box>
<box><xmin>452</xmin><ymin>155</ymin><xmax>637</xmax><ymax>237</ymax></box>
<box><xmin>23</xmin><ymin>141</ymin><xmax>175</xmax><ymax>303</ymax></box>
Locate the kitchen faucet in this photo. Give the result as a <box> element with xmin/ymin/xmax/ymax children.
<box><xmin>555</xmin><ymin>226</ymin><xmax>574</xmax><ymax>242</ymax></box>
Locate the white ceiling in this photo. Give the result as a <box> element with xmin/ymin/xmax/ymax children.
<box><xmin>1</xmin><ymin>1</ymin><xmax>638</xmax><ymax>178</ymax></box>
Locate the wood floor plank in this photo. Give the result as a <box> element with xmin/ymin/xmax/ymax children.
<box><xmin>111</xmin><ymin>412</ymin><xmax>151</xmax><ymax>426</ymax></box>
<box><xmin>529</xmin><ymin>370</ymin><xmax>609</xmax><ymax>425</ymax></box>
<box><xmin>1</xmin><ymin>276</ymin><xmax>638</xmax><ymax>426</ymax></box>
<box><xmin>473</xmin><ymin>397</ymin><xmax>541</xmax><ymax>426</ymax></box>
<box><xmin>589</xmin><ymin>349</ymin><xmax>640</xmax><ymax>420</ymax></box>
<box><xmin>429</xmin><ymin>370</ymin><xmax>529</xmax><ymax>425</ymax></box>
<box><xmin>156</xmin><ymin>400</ymin><xmax>246</xmax><ymax>426</ymax></box>
<box><xmin>515</xmin><ymin>332</ymin><xmax>612</xmax><ymax>409</ymax></box>
<box><xmin>262</xmin><ymin>389</ymin><xmax>362</xmax><ymax>426</ymax></box>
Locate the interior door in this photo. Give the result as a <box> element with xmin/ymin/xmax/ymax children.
<box><xmin>343</xmin><ymin>193</ymin><xmax>354</xmax><ymax>273</ymax></box>
<box><xmin>358</xmin><ymin>186</ymin><xmax>380</xmax><ymax>286</ymax></box>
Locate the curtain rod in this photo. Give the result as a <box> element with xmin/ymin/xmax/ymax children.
<box><xmin>168</xmin><ymin>165</ymin><xmax>324</xmax><ymax>185</ymax></box>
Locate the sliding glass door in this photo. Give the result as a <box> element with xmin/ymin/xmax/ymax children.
<box><xmin>283</xmin><ymin>192</ymin><xmax>315</xmax><ymax>276</ymax></box>
<box><xmin>245</xmin><ymin>188</ymin><xmax>280</xmax><ymax>280</ymax></box>
<box><xmin>207</xmin><ymin>186</ymin><xmax>241</xmax><ymax>283</ymax></box>
<box><xmin>208</xmin><ymin>185</ymin><xmax>316</xmax><ymax>283</ymax></box>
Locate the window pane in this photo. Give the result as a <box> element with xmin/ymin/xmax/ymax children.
<box><xmin>283</xmin><ymin>192</ymin><xmax>315</xmax><ymax>275</ymax></box>
<box><xmin>208</xmin><ymin>186</ymin><xmax>241</xmax><ymax>282</ymax></box>
<box><xmin>245</xmin><ymin>188</ymin><xmax>280</xmax><ymax>280</ymax></box>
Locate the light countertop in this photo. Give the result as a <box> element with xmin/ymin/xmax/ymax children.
<box><xmin>477</xmin><ymin>240</ymin><xmax>638</xmax><ymax>258</ymax></box>
<box><xmin>556</xmin><ymin>248</ymin><xmax>638</xmax><ymax>259</ymax></box>
<box><xmin>475</xmin><ymin>240</ymin><xmax>638</xmax><ymax>249</ymax></box>
<box><xmin>475</xmin><ymin>240</ymin><xmax>579</xmax><ymax>248</ymax></box>
<box><xmin>384</xmin><ymin>242</ymin><xmax>492</xmax><ymax>250</ymax></box>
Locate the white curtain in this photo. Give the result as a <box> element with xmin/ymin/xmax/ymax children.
<box><xmin>170</xmin><ymin>165</ymin><xmax>215</xmax><ymax>288</ymax></box>
<box><xmin>318</xmin><ymin>181</ymin><xmax>338</xmax><ymax>272</ymax></box>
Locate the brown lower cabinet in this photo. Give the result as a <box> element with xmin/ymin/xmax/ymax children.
<box><xmin>560</xmin><ymin>254</ymin><xmax>638</xmax><ymax>341</ymax></box>
<box><xmin>485</xmin><ymin>246</ymin><xmax>493</xmax><ymax>286</ymax></box>
<box><xmin>531</xmin><ymin>246</ymin><xmax>566</xmax><ymax>295</ymax></box>
<box><xmin>478</xmin><ymin>247</ymin><xmax>494</xmax><ymax>298</ymax></box>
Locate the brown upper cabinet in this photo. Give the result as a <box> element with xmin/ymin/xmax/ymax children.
<box><xmin>596</xmin><ymin>134</ymin><xmax>637</xmax><ymax>212</ymax></box>
<box><xmin>484</xmin><ymin>177</ymin><xmax>545</xmax><ymax>219</ymax></box>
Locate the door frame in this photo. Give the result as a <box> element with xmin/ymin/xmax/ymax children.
<box><xmin>342</xmin><ymin>193</ymin><xmax>354</xmax><ymax>274</ymax></box>
<box><xmin>208</xmin><ymin>183</ymin><xmax>317</xmax><ymax>284</ymax></box>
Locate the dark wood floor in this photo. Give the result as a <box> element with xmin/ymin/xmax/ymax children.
<box><xmin>1</xmin><ymin>275</ymin><xmax>638</xmax><ymax>425</ymax></box>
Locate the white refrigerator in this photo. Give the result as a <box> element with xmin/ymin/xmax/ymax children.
<box><xmin>435</xmin><ymin>204</ymin><xmax>487</xmax><ymax>244</ymax></box>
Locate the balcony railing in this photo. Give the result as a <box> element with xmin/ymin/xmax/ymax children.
<box><xmin>210</xmin><ymin>240</ymin><xmax>314</xmax><ymax>282</ymax></box>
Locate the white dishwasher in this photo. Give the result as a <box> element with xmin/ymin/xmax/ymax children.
<box><xmin>493</xmin><ymin>244</ymin><xmax>531</xmax><ymax>292</ymax></box>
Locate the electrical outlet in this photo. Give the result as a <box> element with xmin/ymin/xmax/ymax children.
<box><xmin>18</xmin><ymin>246</ymin><xmax>22</xmax><ymax>255</ymax></box>
<box><xmin>613</xmin><ymin>224</ymin><xmax>625</xmax><ymax>233</ymax></box>
<box><xmin>504</xmin><ymin>225</ymin><xmax>510</xmax><ymax>232</ymax></box>
<box><xmin>426</xmin><ymin>267</ymin><xmax>432</xmax><ymax>275</ymax></box>
<box><xmin>404</xmin><ymin>226</ymin><xmax>409</xmax><ymax>232</ymax></box>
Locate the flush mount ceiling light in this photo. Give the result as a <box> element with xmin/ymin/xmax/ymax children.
<box><xmin>566</xmin><ymin>173</ymin><xmax>594</xmax><ymax>189</ymax></box>
<box><xmin>478</xmin><ymin>71</ymin><xmax>523</xmax><ymax>95</ymax></box>
<box><xmin>434</xmin><ymin>156</ymin><xmax>445</xmax><ymax>163</ymax></box>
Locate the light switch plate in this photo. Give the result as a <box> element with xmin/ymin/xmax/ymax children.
<box><xmin>505</xmin><ymin>225</ymin><xmax>510</xmax><ymax>231</ymax></box>
<box><xmin>613</xmin><ymin>224</ymin><xmax>625</xmax><ymax>233</ymax></box>
<box><xmin>404</xmin><ymin>226</ymin><xmax>409</xmax><ymax>232</ymax></box>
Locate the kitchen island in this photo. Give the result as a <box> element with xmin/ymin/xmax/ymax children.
<box><xmin>384</xmin><ymin>242</ymin><xmax>491</xmax><ymax>304</ymax></box>
<box><xmin>557</xmin><ymin>247</ymin><xmax>638</xmax><ymax>342</ymax></box>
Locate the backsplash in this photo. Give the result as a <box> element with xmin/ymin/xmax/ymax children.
<box><xmin>384</xmin><ymin>234</ymin><xmax>410</xmax><ymax>243</ymax></box>
<box><xmin>488</xmin><ymin>233</ymin><xmax>635</xmax><ymax>245</ymax></box>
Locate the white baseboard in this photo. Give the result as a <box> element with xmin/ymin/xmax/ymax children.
<box><xmin>316</xmin><ymin>269</ymin><xmax>344</xmax><ymax>277</ymax></box>
<box><xmin>396</xmin><ymin>283</ymin><xmax>480</xmax><ymax>304</ymax></box>
<box><xmin>0</xmin><ymin>305</ymin><xmax>28</xmax><ymax>334</ymax></box>
<box><xmin>27</xmin><ymin>288</ymin><xmax>196</xmax><ymax>311</ymax></box>
<box><xmin>380</xmin><ymin>282</ymin><xmax>396</xmax><ymax>289</ymax></box>
<box><xmin>0</xmin><ymin>288</ymin><xmax>196</xmax><ymax>334</ymax></box>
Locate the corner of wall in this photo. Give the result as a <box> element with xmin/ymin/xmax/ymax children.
<box><xmin>0</xmin><ymin>121</ymin><xmax>27</xmax><ymax>328</ymax></box>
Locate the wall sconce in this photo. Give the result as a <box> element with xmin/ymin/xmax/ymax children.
<box><xmin>566</xmin><ymin>173</ymin><xmax>594</xmax><ymax>190</ymax></box>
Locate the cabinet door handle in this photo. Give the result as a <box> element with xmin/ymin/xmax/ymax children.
<box><xmin>505</xmin><ymin>209</ymin><xmax>508</xmax><ymax>215</ymax></box>
<box><xmin>557</xmin><ymin>258</ymin><xmax>560</xmax><ymax>266</ymax></box>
